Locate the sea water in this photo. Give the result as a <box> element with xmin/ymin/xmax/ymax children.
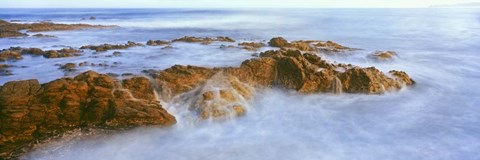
<box><xmin>0</xmin><ymin>8</ymin><xmax>479</xmax><ymax>160</ymax></box>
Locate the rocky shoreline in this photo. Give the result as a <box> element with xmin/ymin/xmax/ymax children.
<box><xmin>0</xmin><ymin>20</ymin><xmax>116</xmax><ymax>38</ymax></box>
<box><xmin>0</xmin><ymin>33</ymin><xmax>414</xmax><ymax>158</ymax></box>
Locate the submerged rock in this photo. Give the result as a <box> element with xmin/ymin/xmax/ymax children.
<box><xmin>0</xmin><ymin>64</ymin><xmax>12</xmax><ymax>76</ymax></box>
<box><xmin>32</xmin><ymin>33</ymin><xmax>56</xmax><ymax>38</ymax></box>
<box><xmin>59</xmin><ymin>63</ymin><xmax>77</xmax><ymax>72</ymax></box>
<box><xmin>80</xmin><ymin>41</ymin><xmax>144</xmax><ymax>52</ymax></box>
<box><xmin>369</xmin><ymin>51</ymin><xmax>397</xmax><ymax>61</ymax></box>
<box><xmin>0</xmin><ymin>71</ymin><xmax>175</xmax><ymax>158</ymax></box>
<box><xmin>0</xmin><ymin>19</ymin><xmax>115</xmax><ymax>38</ymax></box>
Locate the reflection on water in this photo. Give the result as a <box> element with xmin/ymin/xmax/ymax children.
<box><xmin>0</xmin><ymin>8</ymin><xmax>479</xmax><ymax>160</ymax></box>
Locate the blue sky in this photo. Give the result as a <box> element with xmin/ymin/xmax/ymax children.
<box><xmin>0</xmin><ymin>0</ymin><xmax>478</xmax><ymax>8</ymax></box>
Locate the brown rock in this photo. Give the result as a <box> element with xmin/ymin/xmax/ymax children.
<box><xmin>369</xmin><ymin>51</ymin><xmax>397</xmax><ymax>61</ymax></box>
<box><xmin>172</xmin><ymin>36</ymin><xmax>235</xmax><ymax>45</ymax></box>
<box><xmin>268</xmin><ymin>37</ymin><xmax>289</xmax><ymax>47</ymax></box>
<box><xmin>80</xmin><ymin>41</ymin><xmax>143</xmax><ymax>52</ymax></box>
<box><xmin>178</xmin><ymin>73</ymin><xmax>253</xmax><ymax>120</ymax></box>
<box><xmin>60</xmin><ymin>63</ymin><xmax>77</xmax><ymax>72</ymax></box>
<box><xmin>146</xmin><ymin>40</ymin><xmax>170</xmax><ymax>46</ymax></box>
<box><xmin>238</xmin><ymin>42</ymin><xmax>265</xmax><ymax>51</ymax></box>
<box><xmin>0</xmin><ymin>48</ymin><xmax>23</xmax><ymax>61</ymax></box>
<box><xmin>0</xmin><ymin>19</ymin><xmax>115</xmax><ymax>38</ymax></box>
<box><xmin>0</xmin><ymin>71</ymin><xmax>175</xmax><ymax>158</ymax></box>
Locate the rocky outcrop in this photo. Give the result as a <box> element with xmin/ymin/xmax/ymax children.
<box><xmin>238</xmin><ymin>42</ymin><xmax>265</xmax><ymax>51</ymax></box>
<box><xmin>177</xmin><ymin>73</ymin><xmax>254</xmax><ymax>120</ymax></box>
<box><xmin>172</xmin><ymin>36</ymin><xmax>235</xmax><ymax>45</ymax></box>
<box><xmin>147</xmin><ymin>49</ymin><xmax>414</xmax><ymax>99</ymax></box>
<box><xmin>146</xmin><ymin>40</ymin><xmax>170</xmax><ymax>46</ymax></box>
<box><xmin>80</xmin><ymin>41</ymin><xmax>144</xmax><ymax>52</ymax></box>
<box><xmin>0</xmin><ymin>47</ymin><xmax>82</xmax><ymax>61</ymax></box>
<box><xmin>368</xmin><ymin>51</ymin><xmax>397</xmax><ymax>61</ymax></box>
<box><xmin>0</xmin><ymin>19</ymin><xmax>115</xmax><ymax>38</ymax></box>
<box><xmin>0</xmin><ymin>71</ymin><xmax>175</xmax><ymax>158</ymax></box>
<box><xmin>268</xmin><ymin>37</ymin><xmax>351</xmax><ymax>53</ymax></box>
<box><xmin>0</xmin><ymin>48</ymin><xmax>22</xmax><ymax>61</ymax></box>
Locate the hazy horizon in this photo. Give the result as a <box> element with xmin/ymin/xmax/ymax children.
<box><xmin>1</xmin><ymin>0</ymin><xmax>479</xmax><ymax>8</ymax></box>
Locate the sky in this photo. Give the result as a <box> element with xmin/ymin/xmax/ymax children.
<box><xmin>0</xmin><ymin>0</ymin><xmax>479</xmax><ymax>8</ymax></box>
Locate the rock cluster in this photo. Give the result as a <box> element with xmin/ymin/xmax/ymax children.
<box><xmin>268</xmin><ymin>37</ymin><xmax>351</xmax><ymax>53</ymax></box>
<box><xmin>172</xmin><ymin>36</ymin><xmax>235</xmax><ymax>45</ymax></box>
<box><xmin>80</xmin><ymin>41</ymin><xmax>144</xmax><ymax>52</ymax></box>
<box><xmin>0</xmin><ymin>47</ymin><xmax>82</xmax><ymax>61</ymax></box>
<box><xmin>0</xmin><ymin>71</ymin><xmax>176</xmax><ymax>158</ymax></box>
<box><xmin>147</xmin><ymin>49</ymin><xmax>414</xmax><ymax>98</ymax></box>
<box><xmin>0</xmin><ymin>19</ymin><xmax>115</xmax><ymax>38</ymax></box>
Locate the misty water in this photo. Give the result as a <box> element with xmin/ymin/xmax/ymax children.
<box><xmin>1</xmin><ymin>8</ymin><xmax>480</xmax><ymax>159</ymax></box>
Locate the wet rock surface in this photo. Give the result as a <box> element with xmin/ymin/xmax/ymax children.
<box><xmin>172</xmin><ymin>36</ymin><xmax>235</xmax><ymax>45</ymax></box>
<box><xmin>0</xmin><ymin>19</ymin><xmax>115</xmax><ymax>38</ymax></box>
<box><xmin>268</xmin><ymin>37</ymin><xmax>352</xmax><ymax>53</ymax></box>
<box><xmin>369</xmin><ymin>51</ymin><xmax>397</xmax><ymax>61</ymax></box>
<box><xmin>80</xmin><ymin>41</ymin><xmax>144</xmax><ymax>52</ymax></box>
<box><xmin>146</xmin><ymin>40</ymin><xmax>170</xmax><ymax>46</ymax></box>
<box><xmin>0</xmin><ymin>71</ymin><xmax>176</xmax><ymax>158</ymax></box>
<box><xmin>238</xmin><ymin>42</ymin><xmax>265</xmax><ymax>51</ymax></box>
<box><xmin>0</xmin><ymin>36</ymin><xmax>415</xmax><ymax>158</ymax></box>
<box><xmin>0</xmin><ymin>47</ymin><xmax>82</xmax><ymax>61</ymax></box>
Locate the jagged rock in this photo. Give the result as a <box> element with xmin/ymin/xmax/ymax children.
<box><xmin>80</xmin><ymin>41</ymin><xmax>144</xmax><ymax>52</ymax></box>
<box><xmin>389</xmin><ymin>70</ymin><xmax>415</xmax><ymax>86</ymax></box>
<box><xmin>148</xmin><ymin>49</ymin><xmax>414</xmax><ymax>97</ymax></box>
<box><xmin>0</xmin><ymin>71</ymin><xmax>175</xmax><ymax>158</ymax></box>
<box><xmin>369</xmin><ymin>51</ymin><xmax>397</xmax><ymax>61</ymax></box>
<box><xmin>172</xmin><ymin>36</ymin><xmax>235</xmax><ymax>45</ymax></box>
<box><xmin>238</xmin><ymin>42</ymin><xmax>265</xmax><ymax>51</ymax></box>
<box><xmin>144</xmin><ymin>65</ymin><xmax>218</xmax><ymax>99</ymax></box>
<box><xmin>146</xmin><ymin>40</ymin><xmax>170</xmax><ymax>46</ymax></box>
<box><xmin>89</xmin><ymin>16</ymin><xmax>96</xmax><ymax>20</ymax></box>
<box><xmin>182</xmin><ymin>73</ymin><xmax>253</xmax><ymax>120</ymax></box>
<box><xmin>268</xmin><ymin>37</ymin><xmax>350</xmax><ymax>52</ymax></box>
<box><xmin>0</xmin><ymin>19</ymin><xmax>115</xmax><ymax>38</ymax></box>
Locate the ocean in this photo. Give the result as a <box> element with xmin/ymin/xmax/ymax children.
<box><xmin>1</xmin><ymin>8</ymin><xmax>480</xmax><ymax>160</ymax></box>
